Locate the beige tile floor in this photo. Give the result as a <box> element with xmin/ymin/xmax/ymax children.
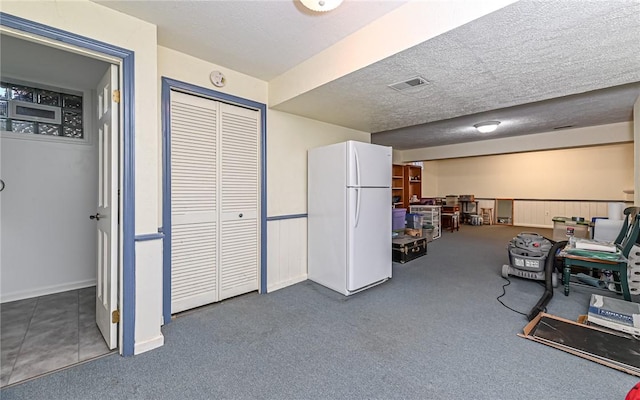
<box><xmin>1</xmin><ymin>287</ymin><xmax>112</xmax><ymax>387</ymax></box>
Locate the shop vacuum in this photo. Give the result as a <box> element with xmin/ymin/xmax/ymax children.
<box><xmin>501</xmin><ymin>232</ymin><xmax>567</xmax><ymax>321</ymax></box>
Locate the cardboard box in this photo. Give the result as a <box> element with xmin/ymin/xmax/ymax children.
<box><xmin>552</xmin><ymin>218</ymin><xmax>590</xmax><ymax>242</ymax></box>
<box><xmin>587</xmin><ymin>294</ymin><xmax>640</xmax><ymax>335</ymax></box>
<box><xmin>404</xmin><ymin>228</ymin><xmax>422</xmax><ymax>237</ymax></box>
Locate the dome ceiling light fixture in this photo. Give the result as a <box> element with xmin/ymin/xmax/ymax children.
<box><xmin>300</xmin><ymin>0</ymin><xmax>344</xmax><ymax>12</ymax></box>
<box><xmin>473</xmin><ymin>121</ymin><xmax>501</xmax><ymax>133</ymax></box>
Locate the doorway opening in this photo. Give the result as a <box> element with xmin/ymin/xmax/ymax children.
<box><xmin>0</xmin><ymin>32</ymin><xmax>120</xmax><ymax>387</ymax></box>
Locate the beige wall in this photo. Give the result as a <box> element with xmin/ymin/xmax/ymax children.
<box><xmin>401</xmin><ymin>122</ymin><xmax>633</xmax><ymax>162</ymax></box>
<box><xmin>265</xmin><ymin>111</ymin><xmax>370</xmax><ymax>293</ymax></box>
<box><xmin>422</xmin><ymin>161</ymin><xmax>439</xmax><ymax>197</ymax></box>
<box><xmin>158</xmin><ymin>46</ymin><xmax>268</xmax><ymax>105</ymax></box>
<box><xmin>422</xmin><ymin>143</ymin><xmax>633</xmax><ymax>200</ymax></box>
<box><xmin>156</xmin><ymin>46</ymin><xmax>373</xmax><ymax>218</ymax></box>
<box><xmin>267</xmin><ymin>110</ymin><xmax>370</xmax><ymax>216</ymax></box>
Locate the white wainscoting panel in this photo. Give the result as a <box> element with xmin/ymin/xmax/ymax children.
<box><xmin>267</xmin><ymin>218</ymin><xmax>308</xmax><ymax>293</ymax></box>
<box><xmin>134</xmin><ymin>238</ymin><xmax>165</xmax><ymax>354</ymax></box>
<box><xmin>513</xmin><ymin>200</ymin><xmax>615</xmax><ymax>228</ymax></box>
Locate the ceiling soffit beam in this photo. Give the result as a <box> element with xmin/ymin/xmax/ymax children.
<box><xmin>268</xmin><ymin>0</ymin><xmax>517</xmax><ymax>108</ymax></box>
<box><xmin>398</xmin><ymin>122</ymin><xmax>634</xmax><ymax>162</ymax></box>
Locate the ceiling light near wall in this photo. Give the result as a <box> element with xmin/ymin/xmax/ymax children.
<box><xmin>473</xmin><ymin>121</ymin><xmax>501</xmax><ymax>133</ymax></box>
<box><xmin>300</xmin><ymin>0</ymin><xmax>343</xmax><ymax>12</ymax></box>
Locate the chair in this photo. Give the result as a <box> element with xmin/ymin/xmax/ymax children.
<box><xmin>442</xmin><ymin>212</ymin><xmax>459</xmax><ymax>232</ymax></box>
<box><xmin>563</xmin><ymin>209</ymin><xmax>640</xmax><ymax>301</ymax></box>
<box><xmin>613</xmin><ymin>207</ymin><xmax>640</xmax><ymax>245</ymax></box>
<box><xmin>481</xmin><ymin>208</ymin><xmax>493</xmax><ymax>225</ymax></box>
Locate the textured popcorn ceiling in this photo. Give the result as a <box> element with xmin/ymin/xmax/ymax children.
<box><xmin>273</xmin><ymin>0</ymin><xmax>640</xmax><ymax>148</ymax></box>
<box><xmin>91</xmin><ymin>0</ymin><xmax>640</xmax><ymax>149</ymax></box>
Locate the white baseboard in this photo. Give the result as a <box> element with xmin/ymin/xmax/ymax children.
<box><xmin>267</xmin><ymin>274</ymin><xmax>308</xmax><ymax>293</ymax></box>
<box><xmin>134</xmin><ymin>334</ymin><xmax>165</xmax><ymax>355</ymax></box>
<box><xmin>513</xmin><ymin>223</ymin><xmax>553</xmax><ymax>229</ymax></box>
<box><xmin>1</xmin><ymin>279</ymin><xmax>97</xmax><ymax>303</ymax></box>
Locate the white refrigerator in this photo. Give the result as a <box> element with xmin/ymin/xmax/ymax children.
<box><xmin>308</xmin><ymin>141</ymin><xmax>392</xmax><ymax>295</ymax></box>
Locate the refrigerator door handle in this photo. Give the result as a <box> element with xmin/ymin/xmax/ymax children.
<box><xmin>355</xmin><ymin>187</ymin><xmax>361</xmax><ymax>228</ymax></box>
<box><xmin>354</xmin><ymin>147</ymin><xmax>361</xmax><ymax>187</ymax></box>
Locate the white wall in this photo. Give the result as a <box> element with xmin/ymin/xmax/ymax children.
<box><xmin>0</xmin><ymin>134</ymin><xmax>97</xmax><ymax>302</ymax></box>
<box><xmin>513</xmin><ymin>200</ymin><xmax>610</xmax><ymax>228</ymax></box>
<box><xmin>0</xmin><ymin>59</ymin><xmax>104</xmax><ymax>302</ymax></box>
<box><xmin>1</xmin><ymin>0</ymin><xmax>163</xmax><ymax>354</ymax></box>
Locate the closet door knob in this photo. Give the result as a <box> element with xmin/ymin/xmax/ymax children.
<box><xmin>239</xmin><ymin>213</ymin><xmax>243</xmax><ymax>218</ymax></box>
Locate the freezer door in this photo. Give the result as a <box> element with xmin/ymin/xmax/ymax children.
<box><xmin>346</xmin><ymin>141</ymin><xmax>391</xmax><ymax>188</ymax></box>
<box><xmin>347</xmin><ymin>187</ymin><xmax>392</xmax><ymax>292</ymax></box>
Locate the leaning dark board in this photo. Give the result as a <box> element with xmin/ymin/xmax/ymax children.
<box><xmin>532</xmin><ymin>315</ymin><xmax>640</xmax><ymax>370</ymax></box>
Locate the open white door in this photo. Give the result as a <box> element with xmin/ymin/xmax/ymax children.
<box><xmin>95</xmin><ymin>65</ymin><xmax>119</xmax><ymax>349</ymax></box>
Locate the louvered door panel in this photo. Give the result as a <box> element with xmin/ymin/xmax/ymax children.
<box><xmin>170</xmin><ymin>91</ymin><xmax>218</xmax><ymax>313</ymax></box>
<box><xmin>220</xmin><ymin>104</ymin><xmax>259</xmax><ymax>213</ymax></box>
<box><xmin>219</xmin><ymin>102</ymin><xmax>259</xmax><ymax>300</ymax></box>
<box><xmin>220</xmin><ymin>219</ymin><xmax>258</xmax><ymax>298</ymax></box>
<box><xmin>171</xmin><ymin>222</ymin><xmax>217</xmax><ymax>311</ymax></box>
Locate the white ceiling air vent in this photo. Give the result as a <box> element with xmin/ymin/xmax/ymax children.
<box><xmin>388</xmin><ymin>76</ymin><xmax>429</xmax><ymax>91</ymax></box>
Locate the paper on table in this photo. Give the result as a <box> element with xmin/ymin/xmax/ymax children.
<box><xmin>575</xmin><ymin>238</ymin><xmax>617</xmax><ymax>253</ymax></box>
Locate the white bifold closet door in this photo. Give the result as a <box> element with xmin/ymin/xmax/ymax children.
<box><xmin>170</xmin><ymin>90</ymin><xmax>259</xmax><ymax>314</ymax></box>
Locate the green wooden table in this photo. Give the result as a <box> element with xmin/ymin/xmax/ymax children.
<box><xmin>562</xmin><ymin>251</ymin><xmax>631</xmax><ymax>301</ymax></box>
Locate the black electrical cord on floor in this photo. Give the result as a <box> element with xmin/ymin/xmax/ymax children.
<box><xmin>496</xmin><ymin>276</ymin><xmax>530</xmax><ymax>316</ymax></box>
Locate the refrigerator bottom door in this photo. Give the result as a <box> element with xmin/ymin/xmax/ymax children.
<box><xmin>347</xmin><ymin>187</ymin><xmax>392</xmax><ymax>292</ymax></box>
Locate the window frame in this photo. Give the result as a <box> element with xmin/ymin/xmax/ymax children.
<box><xmin>0</xmin><ymin>77</ymin><xmax>93</xmax><ymax>146</ymax></box>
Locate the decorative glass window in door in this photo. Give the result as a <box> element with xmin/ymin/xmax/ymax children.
<box><xmin>0</xmin><ymin>81</ymin><xmax>83</xmax><ymax>139</ymax></box>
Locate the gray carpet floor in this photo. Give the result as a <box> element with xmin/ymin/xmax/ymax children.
<box><xmin>2</xmin><ymin>224</ymin><xmax>638</xmax><ymax>399</ymax></box>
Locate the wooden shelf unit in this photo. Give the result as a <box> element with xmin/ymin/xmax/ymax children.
<box><xmin>392</xmin><ymin>164</ymin><xmax>405</xmax><ymax>208</ymax></box>
<box><xmin>404</xmin><ymin>165</ymin><xmax>422</xmax><ymax>208</ymax></box>
<box><xmin>391</xmin><ymin>164</ymin><xmax>423</xmax><ymax>208</ymax></box>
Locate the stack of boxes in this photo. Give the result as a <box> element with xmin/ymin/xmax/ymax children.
<box><xmin>404</xmin><ymin>213</ymin><xmax>423</xmax><ymax>237</ymax></box>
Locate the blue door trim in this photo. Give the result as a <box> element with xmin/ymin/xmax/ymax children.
<box><xmin>161</xmin><ymin>77</ymin><xmax>267</xmax><ymax>324</ymax></box>
<box><xmin>266</xmin><ymin>213</ymin><xmax>308</xmax><ymax>221</ymax></box>
<box><xmin>135</xmin><ymin>233</ymin><xmax>165</xmax><ymax>242</ymax></box>
<box><xmin>1</xmin><ymin>12</ymin><xmax>137</xmax><ymax>357</ymax></box>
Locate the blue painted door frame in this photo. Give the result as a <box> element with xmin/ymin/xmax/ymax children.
<box><xmin>1</xmin><ymin>13</ymin><xmax>137</xmax><ymax>356</ymax></box>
